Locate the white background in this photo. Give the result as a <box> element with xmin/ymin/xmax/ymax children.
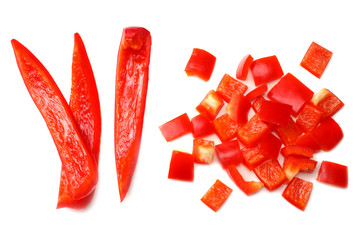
<box><xmin>1</xmin><ymin>0</ymin><xmax>359</xmax><ymax>239</ymax></box>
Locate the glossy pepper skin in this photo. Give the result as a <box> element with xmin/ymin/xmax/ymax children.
<box><xmin>57</xmin><ymin>33</ymin><xmax>101</xmax><ymax>209</ymax></box>
<box><xmin>12</xmin><ymin>39</ymin><xmax>98</xmax><ymax>200</ymax></box>
<box><xmin>115</xmin><ymin>27</ymin><xmax>151</xmax><ymax>202</ymax></box>
<box><xmin>185</xmin><ymin>48</ymin><xmax>216</xmax><ymax>81</ymax></box>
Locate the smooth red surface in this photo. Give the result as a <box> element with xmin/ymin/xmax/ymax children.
<box><xmin>283</xmin><ymin>156</ymin><xmax>317</xmax><ymax>181</ymax></box>
<box><xmin>201</xmin><ymin>179</ymin><xmax>232</xmax><ymax>212</ymax></box>
<box><xmin>168</xmin><ymin>150</ymin><xmax>194</xmax><ymax>181</ymax></box>
<box><xmin>191</xmin><ymin>113</ymin><xmax>214</xmax><ymax>138</ymax></box>
<box><xmin>275</xmin><ymin>118</ymin><xmax>303</xmax><ymax>146</ymax></box>
<box><xmin>259</xmin><ymin>133</ymin><xmax>282</xmax><ymax>160</ymax></box>
<box><xmin>250</xmin><ymin>55</ymin><xmax>284</xmax><ymax>86</ymax></box>
<box><xmin>282</xmin><ymin>177</ymin><xmax>313</xmax><ymax>211</ymax></box>
<box><xmin>213</xmin><ymin>113</ymin><xmax>239</xmax><ymax>142</ymax></box>
<box><xmin>317</xmin><ymin>161</ymin><xmax>348</xmax><ymax>188</ymax></box>
<box><xmin>159</xmin><ymin>113</ymin><xmax>192</xmax><ymax>141</ymax></box>
<box><xmin>216</xmin><ymin>73</ymin><xmax>248</xmax><ymax>102</ymax></box>
<box><xmin>237</xmin><ymin>114</ymin><xmax>271</xmax><ymax>147</ymax></box>
<box><xmin>254</xmin><ymin>159</ymin><xmax>287</xmax><ymax>191</ymax></box>
<box><xmin>236</xmin><ymin>54</ymin><xmax>253</xmax><ymax>80</ymax></box>
<box><xmin>300</xmin><ymin>42</ymin><xmax>333</xmax><ymax>78</ymax></box>
<box><xmin>12</xmin><ymin>39</ymin><xmax>98</xmax><ymax>201</ymax></box>
<box><xmin>258</xmin><ymin>99</ymin><xmax>292</xmax><ymax>127</ymax></box>
<box><xmin>226</xmin><ymin>165</ymin><xmax>263</xmax><ymax>196</ymax></box>
<box><xmin>185</xmin><ymin>48</ymin><xmax>216</xmax><ymax>81</ymax></box>
<box><xmin>196</xmin><ymin>90</ymin><xmax>224</xmax><ymax>120</ymax></box>
<box><xmin>294</xmin><ymin>133</ymin><xmax>321</xmax><ymax>152</ymax></box>
<box><xmin>311</xmin><ymin>88</ymin><xmax>344</xmax><ymax>119</ymax></box>
<box><xmin>57</xmin><ymin>33</ymin><xmax>101</xmax><ymax>209</ymax></box>
<box><xmin>281</xmin><ymin>145</ymin><xmax>314</xmax><ymax>158</ymax></box>
<box><xmin>268</xmin><ymin>73</ymin><xmax>314</xmax><ymax>115</ymax></box>
<box><xmin>245</xmin><ymin>84</ymin><xmax>268</xmax><ymax>102</ymax></box>
<box><xmin>115</xmin><ymin>27</ymin><xmax>151</xmax><ymax>201</ymax></box>
<box><xmin>215</xmin><ymin>140</ymin><xmax>243</xmax><ymax>169</ymax></box>
<box><xmin>296</xmin><ymin>103</ymin><xmax>323</xmax><ymax>132</ymax></box>
<box><xmin>192</xmin><ymin>138</ymin><xmax>215</xmax><ymax>164</ymax></box>
<box><xmin>310</xmin><ymin>117</ymin><xmax>343</xmax><ymax>151</ymax></box>
<box><xmin>226</xmin><ymin>92</ymin><xmax>251</xmax><ymax>125</ymax></box>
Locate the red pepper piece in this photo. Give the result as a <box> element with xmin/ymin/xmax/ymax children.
<box><xmin>300</xmin><ymin>42</ymin><xmax>333</xmax><ymax>78</ymax></box>
<box><xmin>237</xmin><ymin>114</ymin><xmax>271</xmax><ymax>147</ymax></box>
<box><xmin>201</xmin><ymin>179</ymin><xmax>232</xmax><ymax>212</ymax></box>
<box><xmin>258</xmin><ymin>99</ymin><xmax>292</xmax><ymax>127</ymax></box>
<box><xmin>216</xmin><ymin>73</ymin><xmax>248</xmax><ymax>102</ymax></box>
<box><xmin>196</xmin><ymin>90</ymin><xmax>224</xmax><ymax>120</ymax></box>
<box><xmin>215</xmin><ymin>140</ymin><xmax>243</xmax><ymax>169</ymax></box>
<box><xmin>159</xmin><ymin>113</ymin><xmax>192</xmax><ymax>141</ymax></box>
<box><xmin>294</xmin><ymin>133</ymin><xmax>321</xmax><ymax>152</ymax></box>
<box><xmin>191</xmin><ymin>113</ymin><xmax>214</xmax><ymax>138</ymax></box>
<box><xmin>236</xmin><ymin>54</ymin><xmax>254</xmax><ymax>80</ymax></box>
<box><xmin>310</xmin><ymin>117</ymin><xmax>343</xmax><ymax>151</ymax></box>
<box><xmin>268</xmin><ymin>73</ymin><xmax>314</xmax><ymax>115</ymax></box>
<box><xmin>245</xmin><ymin>84</ymin><xmax>268</xmax><ymax>102</ymax></box>
<box><xmin>192</xmin><ymin>138</ymin><xmax>215</xmax><ymax>164</ymax></box>
<box><xmin>282</xmin><ymin>177</ymin><xmax>313</xmax><ymax>211</ymax></box>
<box><xmin>12</xmin><ymin>39</ymin><xmax>98</xmax><ymax>200</ymax></box>
<box><xmin>317</xmin><ymin>161</ymin><xmax>348</xmax><ymax>188</ymax></box>
<box><xmin>295</xmin><ymin>103</ymin><xmax>323</xmax><ymax>132</ymax></box>
<box><xmin>185</xmin><ymin>48</ymin><xmax>216</xmax><ymax>81</ymax></box>
<box><xmin>275</xmin><ymin>118</ymin><xmax>303</xmax><ymax>146</ymax></box>
<box><xmin>259</xmin><ymin>133</ymin><xmax>282</xmax><ymax>160</ymax></box>
<box><xmin>252</xmin><ymin>96</ymin><xmax>265</xmax><ymax>114</ymax></box>
<box><xmin>241</xmin><ymin>146</ymin><xmax>266</xmax><ymax>171</ymax></box>
<box><xmin>115</xmin><ymin>27</ymin><xmax>151</xmax><ymax>202</ymax></box>
<box><xmin>280</xmin><ymin>145</ymin><xmax>314</xmax><ymax>158</ymax></box>
<box><xmin>168</xmin><ymin>150</ymin><xmax>194</xmax><ymax>181</ymax></box>
<box><xmin>57</xmin><ymin>33</ymin><xmax>101</xmax><ymax>209</ymax></box>
<box><xmin>226</xmin><ymin>92</ymin><xmax>251</xmax><ymax>125</ymax></box>
<box><xmin>226</xmin><ymin>165</ymin><xmax>263</xmax><ymax>196</ymax></box>
<box><xmin>250</xmin><ymin>55</ymin><xmax>284</xmax><ymax>86</ymax></box>
<box><xmin>283</xmin><ymin>156</ymin><xmax>317</xmax><ymax>181</ymax></box>
<box><xmin>254</xmin><ymin>159</ymin><xmax>287</xmax><ymax>191</ymax></box>
<box><xmin>213</xmin><ymin>113</ymin><xmax>239</xmax><ymax>142</ymax></box>
<box><xmin>311</xmin><ymin>88</ymin><xmax>344</xmax><ymax>119</ymax></box>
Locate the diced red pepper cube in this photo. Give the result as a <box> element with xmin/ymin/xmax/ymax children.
<box><xmin>196</xmin><ymin>90</ymin><xmax>224</xmax><ymax>120</ymax></box>
<box><xmin>213</xmin><ymin>113</ymin><xmax>239</xmax><ymax>142</ymax></box>
<box><xmin>259</xmin><ymin>133</ymin><xmax>282</xmax><ymax>160</ymax></box>
<box><xmin>283</xmin><ymin>156</ymin><xmax>317</xmax><ymax>181</ymax></box>
<box><xmin>258</xmin><ymin>99</ymin><xmax>292</xmax><ymax>127</ymax></box>
<box><xmin>281</xmin><ymin>145</ymin><xmax>314</xmax><ymax>158</ymax></box>
<box><xmin>268</xmin><ymin>73</ymin><xmax>314</xmax><ymax>115</ymax></box>
<box><xmin>191</xmin><ymin>113</ymin><xmax>214</xmax><ymax>138</ymax></box>
<box><xmin>237</xmin><ymin>114</ymin><xmax>271</xmax><ymax>148</ymax></box>
<box><xmin>226</xmin><ymin>165</ymin><xmax>263</xmax><ymax>196</ymax></box>
<box><xmin>250</xmin><ymin>55</ymin><xmax>284</xmax><ymax>86</ymax></box>
<box><xmin>216</xmin><ymin>73</ymin><xmax>248</xmax><ymax>102</ymax></box>
<box><xmin>241</xmin><ymin>146</ymin><xmax>267</xmax><ymax>170</ymax></box>
<box><xmin>254</xmin><ymin>159</ymin><xmax>287</xmax><ymax>191</ymax></box>
<box><xmin>201</xmin><ymin>179</ymin><xmax>232</xmax><ymax>212</ymax></box>
<box><xmin>168</xmin><ymin>150</ymin><xmax>194</xmax><ymax>182</ymax></box>
<box><xmin>310</xmin><ymin>117</ymin><xmax>343</xmax><ymax>151</ymax></box>
<box><xmin>252</xmin><ymin>96</ymin><xmax>265</xmax><ymax>114</ymax></box>
<box><xmin>294</xmin><ymin>133</ymin><xmax>321</xmax><ymax>153</ymax></box>
<box><xmin>226</xmin><ymin>92</ymin><xmax>251</xmax><ymax>125</ymax></box>
<box><xmin>192</xmin><ymin>138</ymin><xmax>215</xmax><ymax>164</ymax></box>
<box><xmin>275</xmin><ymin>118</ymin><xmax>303</xmax><ymax>146</ymax></box>
<box><xmin>215</xmin><ymin>140</ymin><xmax>243</xmax><ymax>169</ymax></box>
<box><xmin>245</xmin><ymin>84</ymin><xmax>268</xmax><ymax>102</ymax></box>
<box><xmin>236</xmin><ymin>54</ymin><xmax>254</xmax><ymax>80</ymax></box>
<box><xmin>300</xmin><ymin>42</ymin><xmax>333</xmax><ymax>78</ymax></box>
<box><xmin>311</xmin><ymin>88</ymin><xmax>344</xmax><ymax>119</ymax></box>
<box><xmin>296</xmin><ymin>103</ymin><xmax>323</xmax><ymax>132</ymax></box>
<box><xmin>317</xmin><ymin>161</ymin><xmax>348</xmax><ymax>188</ymax></box>
<box><xmin>159</xmin><ymin>113</ymin><xmax>192</xmax><ymax>141</ymax></box>
<box><xmin>282</xmin><ymin>177</ymin><xmax>313</xmax><ymax>211</ymax></box>
<box><xmin>185</xmin><ymin>48</ymin><xmax>216</xmax><ymax>81</ymax></box>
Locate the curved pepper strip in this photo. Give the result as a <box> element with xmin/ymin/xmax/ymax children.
<box><xmin>115</xmin><ymin>27</ymin><xmax>151</xmax><ymax>202</ymax></box>
<box><xmin>57</xmin><ymin>33</ymin><xmax>101</xmax><ymax>209</ymax></box>
<box><xmin>12</xmin><ymin>39</ymin><xmax>98</xmax><ymax>200</ymax></box>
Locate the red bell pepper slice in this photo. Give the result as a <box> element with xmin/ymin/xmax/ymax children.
<box><xmin>300</xmin><ymin>42</ymin><xmax>333</xmax><ymax>78</ymax></box>
<box><xmin>283</xmin><ymin>156</ymin><xmax>317</xmax><ymax>182</ymax></box>
<box><xmin>251</xmin><ymin>96</ymin><xmax>265</xmax><ymax>114</ymax></box>
<box><xmin>317</xmin><ymin>161</ymin><xmax>348</xmax><ymax>188</ymax></box>
<box><xmin>185</xmin><ymin>48</ymin><xmax>216</xmax><ymax>81</ymax></box>
<box><xmin>282</xmin><ymin>177</ymin><xmax>313</xmax><ymax>211</ymax></box>
<box><xmin>275</xmin><ymin>118</ymin><xmax>303</xmax><ymax>146</ymax></box>
<box><xmin>216</xmin><ymin>73</ymin><xmax>248</xmax><ymax>102</ymax></box>
<box><xmin>115</xmin><ymin>27</ymin><xmax>151</xmax><ymax>201</ymax></box>
<box><xmin>245</xmin><ymin>84</ymin><xmax>268</xmax><ymax>102</ymax></box>
<box><xmin>213</xmin><ymin>113</ymin><xmax>239</xmax><ymax>142</ymax></box>
<box><xmin>168</xmin><ymin>150</ymin><xmax>194</xmax><ymax>181</ymax></box>
<box><xmin>57</xmin><ymin>33</ymin><xmax>101</xmax><ymax>209</ymax></box>
<box><xmin>254</xmin><ymin>159</ymin><xmax>287</xmax><ymax>191</ymax></box>
<box><xmin>281</xmin><ymin>145</ymin><xmax>314</xmax><ymax>158</ymax></box>
<box><xmin>159</xmin><ymin>113</ymin><xmax>192</xmax><ymax>141</ymax></box>
<box><xmin>196</xmin><ymin>90</ymin><xmax>224</xmax><ymax>120</ymax></box>
<box><xmin>191</xmin><ymin>113</ymin><xmax>214</xmax><ymax>138</ymax></box>
<box><xmin>311</xmin><ymin>88</ymin><xmax>344</xmax><ymax>119</ymax></box>
<box><xmin>258</xmin><ymin>99</ymin><xmax>292</xmax><ymax>127</ymax></box>
<box><xmin>236</xmin><ymin>54</ymin><xmax>253</xmax><ymax>80</ymax></box>
<box><xmin>241</xmin><ymin>146</ymin><xmax>266</xmax><ymax>170</ymax></box>
<box><xmin>215</xmin><ymin>140</ymin><xmax>243</xmax><ymax>169</ymax></box>
<box><xmin>294</xmin><ymin>133</ymin><xmax>321</xmax><ymax>152</ymax></box>
<box><xmin>226</xmin><ymin>92</ymin><xmax>251</xmax><ymax>125</ymax></box>
<box><xmin>192</xmin><ymin>138</ymin><xmax>215</xmax><ymax>164</ymax></box>
<box><xmin>12</xmin><ymin>39</ymin><xmax>98</xmax><ymax>200</ymax></box>
<box><xmin>310</xmin><ymin>117</ymin><xmax>343</xmax><ymax>151</ymax></box>
<box><xmin>201</xmin><ymin>179</ymin><xmax>232</xmax><ymax>212</ymax></box>
<box><xmin>259</xmin><ymin>133</ymin><xmax>282</xmax><ymax>160</ymax></box>
<box><xmin>295</xmin><ymin>103</ymin><xmax>323</xmax><ymax>132</ymax></box>
<box><xmin>268</xmin><ymin>73</ymin><xmax>314</xmax><ymax>115</ymax></box>
<box><xmin>237</xmin><ymin>114</ymin><xmax>271</xmax><ymax>147</ymax></box>
<box><xmin>226</xmin><ymin>165</ymin><xmax>263</xmax><ymax>196</ymax></box>
<box><xmin>250</xmin><ymin>55</ymin><xmax>284</xmax><ymax>86</ymax></box>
